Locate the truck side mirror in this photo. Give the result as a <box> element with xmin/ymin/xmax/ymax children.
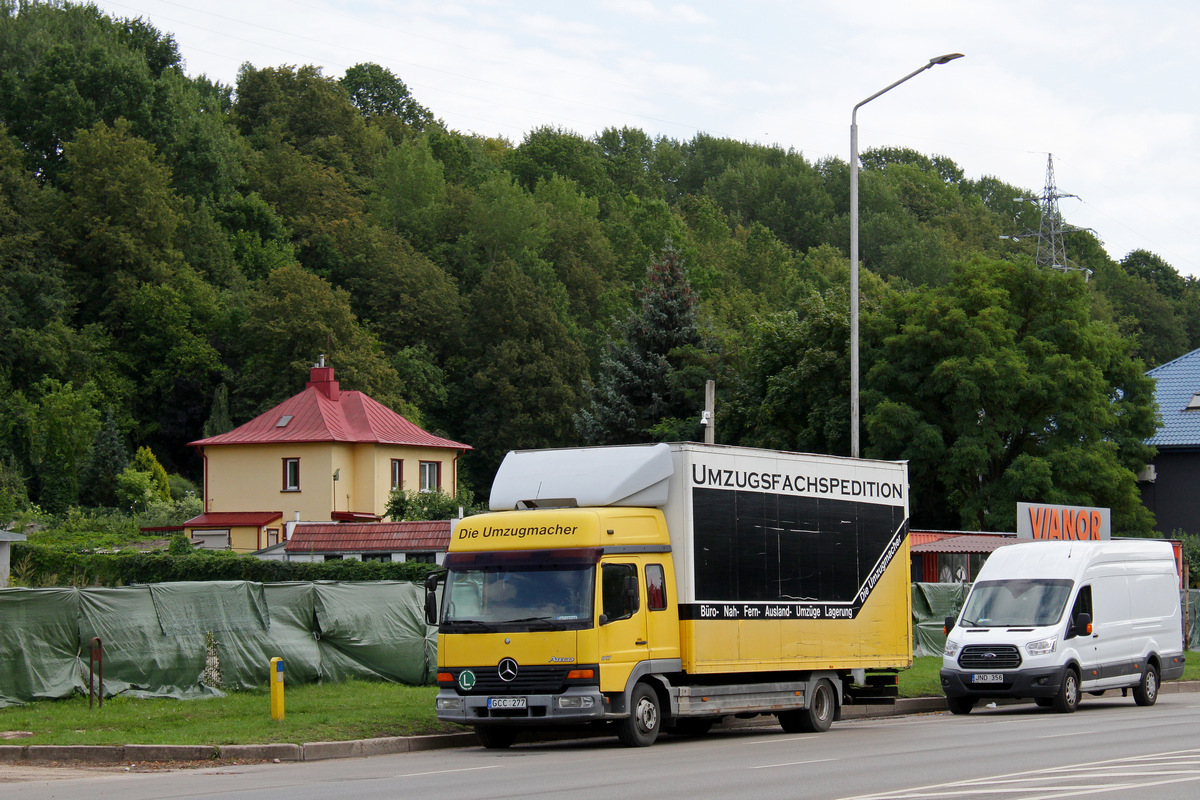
<box><xmin>1075</xmin><ymin>612</ymin><xmax>1091</xmax><ymax>635</ymax></box>
<box><xmin>424</xmin><ymin>570</ymin><xmax>446</xmax><ymax>626</ymax></box>
<box><xmin>944</xmin><ymin>615</ymin><xmax>956</xmax><ymax>635</ymax></box>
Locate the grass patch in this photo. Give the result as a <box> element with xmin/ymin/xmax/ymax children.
<box><xmin>0</xmin><ymin>681</ymin><xmax>459</xmax><ymax>746</ymax></box>
<box><xmin>5</xmin><ymin>655</ymin><xmax>1199</xmax><ymax>745</ymax></box>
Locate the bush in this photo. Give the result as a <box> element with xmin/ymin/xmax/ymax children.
<box><xmin>8</xmin><ymin>543</ymin><xmax>440</xmax><ymax>587</ymax></box>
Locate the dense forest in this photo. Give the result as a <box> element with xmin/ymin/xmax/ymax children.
<box><xmin>2</xmin><ymin>0</ymin><xmax>1198</xmax><ymax>536</ymax></box>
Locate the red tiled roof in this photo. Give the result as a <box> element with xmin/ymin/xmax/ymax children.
<box><xmin>285</xmin><ymin>520</ymin><xmax>452</xmax><ymax>553</ymax></box>
<box><xmin>188</xmin><ymin>366</ymin><xmax>470</xmax><ymax>451</ymax></box>
<box><xmin>911</xmin><ymin>534</ymin><xmax>1019</xmax><ymax>554</ymax></box>
<box><xmin>185</xmin><ymin>512</ymin><xmax>282</xmax><ymax>528</ymax></box>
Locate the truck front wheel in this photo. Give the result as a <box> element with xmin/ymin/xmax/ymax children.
<box><xmin>1053</xmin><ymin>668</ymin><xmax>1080</xmax><ymax>713</ymax></box>
<box><xmin>779</xmin><ymin>678</ymin><xmax>835</xmax><ymax>733</ymax></box>
<box><xmin>617</xmin><ymin>683</ymin><xmax>661</xmax><ymax>747</ymax></box>
<box><xmin>475</xmin><ymin>725</ymin><xmax>518</xmax><ymax>749</ymax></box>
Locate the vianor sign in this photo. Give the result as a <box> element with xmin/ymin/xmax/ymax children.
<box><xmin>1016</xmin><ymin>501</ymin><xmax>1110</xmax><ymax>541</ymax></box>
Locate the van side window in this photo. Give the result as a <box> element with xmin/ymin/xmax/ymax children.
<box><xmin>646</xmin><ymin>564</ymin><xmax>667</xmax><ymax>611</ymax></box>
<box><xmin>1066</xmin><ymin>585</ymin><xmax>1092</xmax><ymax>639</ymax></box>
<box><xmin>602</xmin><ymin>563</ymin><xmax>639</xmax><ymax>623</ymax></box>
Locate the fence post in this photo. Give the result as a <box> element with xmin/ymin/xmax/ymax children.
<box><xmin>88</xmin><ymin>637</ymin><xmax>103</xmax><ymax>709</ymax></box>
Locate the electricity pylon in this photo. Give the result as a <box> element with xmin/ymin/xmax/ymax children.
<box><xmin>1003</xmin><ymin>153</ymin><xmax>1093</xmax><ymax>278</ymax></box>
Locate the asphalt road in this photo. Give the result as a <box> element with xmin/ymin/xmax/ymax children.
<box><xmin>6</xmin><ymin>693</ymin><xmax>1200</xmax><ymax>800</ymax></box>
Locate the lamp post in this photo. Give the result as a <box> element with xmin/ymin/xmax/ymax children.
<box><xmin>850</xmin><ymin>53</ymin><xmax>962</xmax><ymax>458</ymax></box>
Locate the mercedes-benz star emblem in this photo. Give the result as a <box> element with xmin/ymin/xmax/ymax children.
<box><xmin>497</xmin><ymin>658</ymin><xmax>519</xmax><ymax>682</ymax></box>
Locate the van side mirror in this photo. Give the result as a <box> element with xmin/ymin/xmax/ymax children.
<box><xmin>1075</xmin><ymin>612</ymin><xmax>1091</xmax><ymax>635</ymax></box>
<box><xmin>944</xmin><ymin>615</ymin><xmax>956</xmax><ymax>635</ymax></box>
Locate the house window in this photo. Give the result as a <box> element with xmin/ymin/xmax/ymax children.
<box><xmin>267</xmin><ymin>528</ymin><xmax>280</xmax><ymax>546</ymax></box>
<box><xmin>323</xmin><ymin>554</ymin><xmax>343</xmax><ymax>562</ymax></box>
<box><xmin>419</xmin><ymin>461</ymin><xmax>440</xmax><ymax>493</ymax></box>
<box><xmin>391</xmin><ymin>459</ymin><xmax>403</xmax><ymax>491</ymax></box>
<box><xmin>405</xmin><ymin>552</ymin><xmax>436</xmax><ymax>564</ymax></box>
<box><xmin>362</xmin><ymin>553</ymin><xmax>391</xmax><ymax>563</ymax></box>
<box><xmin>283</xmin><ymin>458</ymin><xmax>300</xmax><ymax>491</ymax></box>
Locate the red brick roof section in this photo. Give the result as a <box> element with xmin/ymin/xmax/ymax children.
<box><xmin>910</xmin><ymin>535</ymin><xmax>1020</xmax><ymax>554</ymax></box>
<box><xmin>187</xmin><ymin>367</ymin><xmax>470</xmax><ymax>451</ymax></box>
<box><xmin>185</xmin><ymin>512</ymin><xmax>283</xmax><ymax>527</ymax></box>
<box><xmin>285</xmin><ymin>520</ymin><xmax>452</xmax><ymax>553</ymax></box>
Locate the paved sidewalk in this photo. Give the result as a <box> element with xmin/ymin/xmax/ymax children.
<box><xmin>1</xmin><ymin>683</ymin><xmax>1194</xmax><ymax>765</ymax></box>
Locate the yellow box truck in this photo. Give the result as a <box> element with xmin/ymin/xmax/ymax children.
<box><xmin>427</xmin><ymin>442</ymin><xmax>911</xmax><ymax>747</ymax></box>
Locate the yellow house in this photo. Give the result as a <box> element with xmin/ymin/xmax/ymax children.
<box><xmin>184</xmin><ymin>363</ymin><xmax>471</xmax><ymax>553</ymax></box>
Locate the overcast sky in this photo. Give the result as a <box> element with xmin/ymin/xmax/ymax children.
<box><xmin>87</xmin><ymin>0</ymin><xmax>1200</xmax><ymax>277</ymax></box>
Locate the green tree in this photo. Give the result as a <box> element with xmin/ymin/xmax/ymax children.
<box><xmin>27</xmin><ymin>379</ymin><xmax>101</xmax><ymax>512</ymax></box>
<box><xmin>79</xmin><ymin>406</ymin><xmax>129</xmax><ymax>507</ymax></box>
<box><xmin>131</xmin><ymin>445</ymin><xmax>170</xmax><ymax>501</ymax></box>
<box><xmin>864</xmin><ymin>256</ymin><xmax>1158</xmax><ymax>534</ymax></box>
<box><xmin>340</xmin><ymin>62</ymin><xmax>434</xmax><ymax>139</ymax></box>
<box><xmin>576</xmin><ymin>246</ymin><xmax>714</xmax><ymax>444</ymax></box>
<box><xmin>449</xmin><ymin>258</ymin><xmax>590</xmax><ymax>483</ymax></box>
<box><xmin>385</xmin><ymin>487</ymin><xmax>472</xmax><ymax>521</ymax></box>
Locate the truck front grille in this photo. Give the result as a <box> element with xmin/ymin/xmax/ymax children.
<box><xmin>958</xmin><ymin>644</ymin><xmax>1022</xmax><ymax>670</ymax></box>
<box><xmin>454</xmin><ymin>665</ymin><xmax>570</xmax><ymax>695</ymax></box>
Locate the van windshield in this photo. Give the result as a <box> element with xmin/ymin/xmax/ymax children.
<box><xmin>959</xmin><ymin>579</ymin><xmax>1073</xmax><ymax>628</ymax></box>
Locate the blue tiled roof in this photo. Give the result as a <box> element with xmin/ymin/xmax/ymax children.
<box><xmin>1147</xmin><ymin>347</ymin><xmax>1200</xmax><ymax>447</ymax></box>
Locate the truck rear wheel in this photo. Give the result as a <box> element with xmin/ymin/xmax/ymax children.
<box><xmin>475</xmin><ymin>725</ymin><xmax>518</xmax><ymax>749</ymax></box>
<box><xmin>779</xmin><ymin>678</ymin><xmax>835</xmax><ymax>733</ymax></box>
<box><xmin>617</xmin><ymin>683</ymin><xmax>661</xmax><ymax>747</ymax></box>
<box><xmin>1133</xmin><ymin>663</ymin><xmax>1159</xmax><ymax>706</ymax></box>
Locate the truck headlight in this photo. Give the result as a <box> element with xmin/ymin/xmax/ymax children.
<box><xmin>943</xmin><ymin>639</ymin><xmax>960</xmax><ymax>657</ymax></box>
<box><xmin>557</xmin><ymin>696</ymin><xmax>595</xmax><ymax>709</ymax></box>
<box><xmin>1025</xmin><ymin>637</ymin><xmax>1057</xmax><ymax>656</ymax></box>
<box><xmin>436</xmin><ymin>697</ymin><xmax>464</xmax><ymax>711</ymax></box>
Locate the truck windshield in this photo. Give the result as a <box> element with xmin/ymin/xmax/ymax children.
<box><xmin>441</xmin><ymin>561</ymin><xmax>596</xmax><ymax>632</ymax></box>
<box><xmin>959</xmin><ymin>579</ymin><xmax>1073</xmax><ymax>628</ymax></box>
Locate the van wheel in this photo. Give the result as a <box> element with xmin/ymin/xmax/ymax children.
<box><xmin>1133</xmin><ymin>663</ymin><xmax>1159</xmax><ymax>706</ymax></box>
<box><xmin>617</xmin><ymin>683</ymin><xmax>661</xmax><ymax>747</ymax></box>
<box><xmin>475</xmin><ymin>725</ymin><xmax>517</xmax><ymax>749</ymax></box>
<box><xmin>780</xmin><ymin>678</ymin><xmax>836</xmax><ymax>732</ymax></box>
<box><xmin>947</xmin><ymin>696</ymin><xmax>976</xmax><ymax>715</ymax></box>
<box><xmin>1053</xmin><ymin>668</ymin><xmax>1080</xmax><ymax>713</ymax></box>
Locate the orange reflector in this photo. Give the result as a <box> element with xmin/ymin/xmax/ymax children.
<box><xmin>567</xmin><ymin>669</ymin><xmax>595</xmax><ymax>680</ymax></box>
<box><xmin>437</xmin><ymin>672</ymin><xmax>453</xmax><ymax>683</ymax></box>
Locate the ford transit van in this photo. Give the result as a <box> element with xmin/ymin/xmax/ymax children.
<box><xmin>941</xmin><ymin>539</ymin><xmax>1185</xmax><ymax>714</ymax></box>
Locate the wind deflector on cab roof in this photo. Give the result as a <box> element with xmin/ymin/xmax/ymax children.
<box><xmin>489</xmin><ymin>443</ymin><xmax>674</xmax><ymax>511</ymax></box>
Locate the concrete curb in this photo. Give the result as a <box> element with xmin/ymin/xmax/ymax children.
<box><xmin>5</xmin><ymin>682</ymin><xmax>1195</xmax><ymax>765</ymax></box>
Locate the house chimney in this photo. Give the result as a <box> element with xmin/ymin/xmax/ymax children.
<box><xmin>307</xmin><ymin>358</ymin><xmax>339</xmax><ymax>400</ymax></box>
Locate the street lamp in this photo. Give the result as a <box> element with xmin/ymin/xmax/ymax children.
<box><xmin>849</xmin><ymin>53</ymin><xmax>963</xmax><ymax>458</ymax></box>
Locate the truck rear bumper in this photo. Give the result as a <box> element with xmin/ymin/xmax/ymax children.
<box><xmin>940</xmin><ymin>665</ymin><xmax>1066</xmax><ymax>699</ymax></box>
<box><xmin>435</xmin><ymin>686</ymin><xmax>606</xmax><ymax>726</ymax></box>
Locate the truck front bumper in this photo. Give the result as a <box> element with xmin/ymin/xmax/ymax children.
<box><xmin>435</xmin><ymin>686</ymin><xmax>607</xmax><ymax>726</ymax></box>
<box><xmin>940</xmin><ymin>665</ymin><xmax>1067</xmax><ymax>700</ymax></box>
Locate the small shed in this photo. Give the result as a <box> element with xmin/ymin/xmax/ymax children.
<box><xmin>0</xmin><ymin>529</ymin><xmax>28</xmax><ymax>588</ymax></box>
<box><xmin>910</xmin><ymin>530</ymin><xmax>1019</xmax><ymax>583</ymax></box>
<box><xmin>282</xmin><ymin>520</ymin><xmax>452</xmax><ymax>565</ymax></box>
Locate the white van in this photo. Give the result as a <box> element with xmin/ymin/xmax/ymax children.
<box><xmin>941</xmin><ymin>539</ymin><xmax>1185</xmax><ymax>714</ymax></box>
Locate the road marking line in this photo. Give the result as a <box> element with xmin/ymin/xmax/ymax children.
<box><xmin>393</xmin><ymin>765</ymin><xmax>504</xmax><ymax>778</ymax></box>
<box><xmin>751</xmin><ymin>758</ymin><xmax>837</xmax><ymax>769</ymax></box>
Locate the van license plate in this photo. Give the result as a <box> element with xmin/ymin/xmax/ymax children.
<box><xmin>971</xmin><ymin>673</ymin><xmax>1003</xmax><ymax>683</ymax></box>
<box><xmin>488</xmin><ymin>697</ymin><xmax>527</xmax><ymax>709</ymax></box>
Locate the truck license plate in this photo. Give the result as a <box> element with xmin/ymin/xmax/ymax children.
<box><xmin>971</xmin><ymin>673</ymin><xmax>1003</xmax><ymax>683</ymax></box>
<box><xmin>488</xmin><ymin>697</ymin><xmax>527</xmax><ymax>709</ymax></box>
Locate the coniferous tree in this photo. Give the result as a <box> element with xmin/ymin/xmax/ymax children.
<box><xmin>576</xmin><ymin>245</ymin><xmax>713</xmax><ymax>444</ymax></box>
<box><xmin>79</xmin><ymin>407</ymin><xmax>129</xmax><ymax>506</ymax></box>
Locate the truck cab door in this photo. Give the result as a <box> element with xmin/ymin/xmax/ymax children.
<box><xmin>598</xmin><ymin>561</ymin><xmax>649</xmax><ymax>692</ymax></box>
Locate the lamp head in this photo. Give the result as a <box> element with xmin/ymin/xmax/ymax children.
<box><xmin>929</xmin><ymin>53</ymin><xmax>964</xmax><ymax>66</ymax></box>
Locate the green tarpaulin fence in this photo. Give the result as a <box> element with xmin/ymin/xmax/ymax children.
<box><xmin>0</xmin><ymin>581</ymin><xmax>434</xmax><ymax>707</ymax></box>
<box><xmin>3</xmin><ymin>582</ymin><xmax>1193</xmax><ymax>706</ymax></box>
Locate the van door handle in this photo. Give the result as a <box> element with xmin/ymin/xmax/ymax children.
<box><xmin>635</xmin><ymin>640</ymin><xmax>647</xmax><ymax>645</ymax></box>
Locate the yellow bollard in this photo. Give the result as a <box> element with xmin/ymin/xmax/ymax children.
<box><xmin>270</xmin><ymin>657</ymin><xmax>285</xmax><ymax>721</ymax></box>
